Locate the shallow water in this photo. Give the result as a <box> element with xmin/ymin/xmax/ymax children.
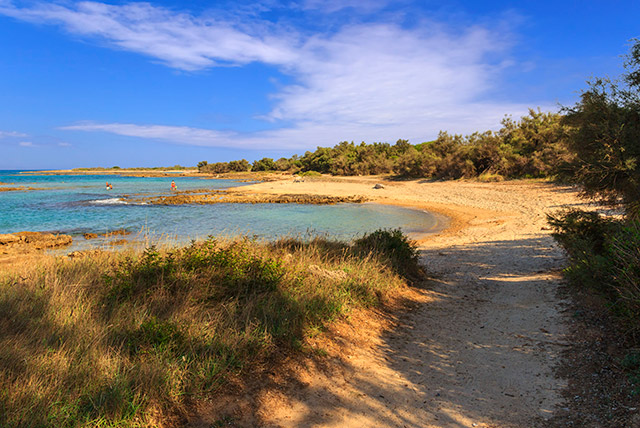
<box><xmin>0</xmin><ymin>171</ymin><xmax>441</xmax><ymax>249</ymax></box>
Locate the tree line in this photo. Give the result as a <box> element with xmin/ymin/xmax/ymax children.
<box><xmin>197</xmin><ymin>109</ymin><xmax>572</xmax><ymax>180</ymax></box>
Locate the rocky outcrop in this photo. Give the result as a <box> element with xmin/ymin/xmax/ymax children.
<box><xmin>135</xmin><ymin>190</ymin><xmax>368</xmax><ymax>206</ymax></box>
<box><xmin>0</xmin><ymin>231</ymin><xmax>73</xmax><ymax>254</ymax></box>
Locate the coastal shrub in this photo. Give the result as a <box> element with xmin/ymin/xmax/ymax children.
<box><xmin>621</xmin><ymin>351</ymin><xmax>640</xmax><ymax>395</ymax></box>
<box><xmin>562</xmin><ymin>39</ymin><xmax>640</xmax><ymax>218</ymax></box>
<box><xmin>549</xmin><ymin>210</ymin><xmax>640</xmax><ymax>336</ymax></box>
<box><xmin>548</xmin><ymin>210</ymin><xmax>619</xmax><ymax>294</ymax></box>
<box><xmin>200</xmin><ymin>161</ymin><xmax>230</xmax><ymax>173</ymax></box>
<box><xmin>0</xmin><ymin>231</ymin><xmax>418</xmax><ymax>427</ymax></box>
<box><xmin>608</xmin><ymin>221</ymin><xmax>640</xmax><ymax>325</ymax></box>
<box><xmin>227</xmin><ymin>159</ymin><xmax>250</xmax><ymax>172</ymax></box>
<box><xmin>353</xmin><ymin>228</ymin><xmax>423</xmax><ymax>282</ymax></box>
<box><xmin>548</xmin><ymin>41</ymin><xmax>640</xmax><ymax>342</ymax></box>
<box><xmin>299</xmin><ymin>170</ymin><xmax>322</xmax><ymax>177</ymax></box>
<box><xmin>251</xmin><ymin>157</ymin><xmax>276</xmax><ymax>171</ymax></box>
<box><xmin>199</xmin><ymin>109</ymin><xmax>570</xmax><ymax>180</ymax></box>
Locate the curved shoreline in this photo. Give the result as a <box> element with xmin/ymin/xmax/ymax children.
<box><xmin>1</xmin><ymin>175</ymin><xmax>591</xmax><ymax>425</ymax></box>
<box><xmin>213</xmin><ymin>175</ymin><xmax>587</xmax><ymax>427</ymax></box>
<box><xmin>233</xmin><ymin>176</ymin><xmax>512</xmax><ymax>243</ymax></box>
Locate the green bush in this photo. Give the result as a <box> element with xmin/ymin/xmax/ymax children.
<box><xmin>549</xmin><ymin>210</ymin><xmax>640</xmax><ymax>335</ymax></box>
<box><xmin>353</xmin><ymin>228</ymin><xmax>423</xmax><ymax>282</ymax></box>
<box><xmin>548</xmin><ymin>210</ymin><xmax>619</xmax><ymax>293</ymax></box>
<box><xmin>251</xmin><ymin>157</ymin><xmax>276</xmax><ymax>171</ymax></box>
<box><xmin>299</xmin><ymin>170</ymin><xmax>322</xmax><ymax>177</ymax></box>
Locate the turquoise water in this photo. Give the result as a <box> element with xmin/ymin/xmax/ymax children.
<box><xmin>0</xmin><ymin>171</ymin><xmax>441</xmax><ymax>249</ymax></box>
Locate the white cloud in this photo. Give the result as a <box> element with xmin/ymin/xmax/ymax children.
<box><xmin>0</xmin><ymin>1</ymin><xmax>297</xmax><ymax>70</ymax></box>
<box><xmin>2</xmin><ymin>2</ymin><xmax>550</xmax><ymax>149</ymax></box>
<box><xmin>58</xmin><ymin>141</ymin><xmax>72</xmax><ymax>147</ymax></box>
<box><xmin>18</xmin><ymin>141</ymin><xmax>35</xmax><ymax>147</ymax></box>
<box><xmin>60</xmin><ymin>122</ymin><xmax>261</xmax><ymax>148</ymax></box>
<box><xmin>0</xmin><ymin>130</ymin><xmax>27</xmax><ymax>138</ymax></box>
<box><xmin>301</xmin><ymin>0</ymin><xmax>391</xmax><ymax>13</ymax></box>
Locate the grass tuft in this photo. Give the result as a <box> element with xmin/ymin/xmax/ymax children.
<box><xmin>0</xmin><ymin>230</ymin><xmax>421</xmax><ymax>427</ymax></box>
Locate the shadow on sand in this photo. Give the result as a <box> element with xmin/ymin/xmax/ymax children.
<box><xmin>192</xmin><ymin>235</ymin><xmax>568</xmax><ymax>428</ymax></box>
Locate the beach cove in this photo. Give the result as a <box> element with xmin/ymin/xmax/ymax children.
<box><xmin>186</xmin><ymin>175</ymin><xmax>591</xmax><ymax>427</ymax></box>
<box><xmin>1</xmin><ymin>172</ymin><xmax>607</xmax><ymax>427</ymax></box>
<box><xmin>0</xmin><ymin>171</ymin><xmax>444</xmax><ymax>257</ymax></box>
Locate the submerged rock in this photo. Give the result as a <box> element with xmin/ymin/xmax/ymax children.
<box><xmin>0</xmin><ymin>186</ymin><xmax>44</xmax><ymax>192</ymax></box>
<box><xmin>104</xmin><ymin>229</ymin><xmax>131</xmax><ymax>237</ymax></box>
<box><xmin>84</xmin><ymin>230</ymin><xmax>130</xmax><ymax>240</ymax></box>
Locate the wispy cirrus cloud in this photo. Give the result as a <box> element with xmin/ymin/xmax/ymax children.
<box><xmin>0</xmin><ymin>1</ymin><xmax>297</xmax><ymax>70</ymax></box>
<box><xmin>300</xmin><ymin>0</ymin><xmax>392</xmax><ymax>13</ymax></box>
<box><xmin>2</xmin><ymin>1</ymin><xmax>544</xmax><ymax>149</ymax></box>
<box><xmin>60</xmin><ymin>122</ymin><xmax>253</xmax><ymax>147</ymax></box>
<box><xmin>0</xmin><ymin>130</ymin><xmax>27</xmax><ymax>138</ymax></box>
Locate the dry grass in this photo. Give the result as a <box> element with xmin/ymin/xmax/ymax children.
<box><xmin>0</xmin><ymin>231</ymin><xmax>419</xmax><ymax>427</ymax></box>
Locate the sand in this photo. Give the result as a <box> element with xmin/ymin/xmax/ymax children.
<box><xmin>218</xmin><ymin>177</ymin><xmax>586</xmax><ymax>428</ymax></box>
<box><xmin>3</xmin><ymin>173</ymin><xmax>588</xmax><ymax>426</ymax></box>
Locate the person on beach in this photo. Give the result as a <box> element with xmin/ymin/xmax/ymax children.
<box><xmin>171</xmin><ymin>180</ymin><xmax>177</xmax><ymax>191</ymax></box>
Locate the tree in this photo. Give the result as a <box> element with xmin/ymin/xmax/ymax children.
<box><xmin>563</xmin><ymin>39</ymin><xmax>640</xmax><ymax>218</ymax></box>
<box><xmin>197</xmin><ymin>161</ymin><xmax>208</xmax><ymax>172</ymax></box>
<box><xmin>251</xmin><ymin>157</ymin><xmax>276</xmax><ymax>171</ymax></box>
<box><xmin>228</xmin><ymin>159</ymin><xmax>251</xmax><ymax>172</ymax></box>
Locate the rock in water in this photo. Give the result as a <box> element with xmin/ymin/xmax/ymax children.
<box><xmin>0</xmin><ymin>231</ymin><xmax>73</xmax><ymax>252</ymax></box>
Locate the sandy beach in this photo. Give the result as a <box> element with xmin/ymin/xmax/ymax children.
<box><xmin>190</xmin><ymin>176</ymin><xmax>586</xmax><ymax>427</ymax></box>
<box><xmin>2</xmin><ymin>173</ymin><xmax>590</xmax><ymax>427</ymax></box>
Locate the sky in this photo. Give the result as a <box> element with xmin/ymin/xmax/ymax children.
<box><xmin>0</xmin><ymin>1</ymin><xmax>639</xmax><ymax>169</ymax></box>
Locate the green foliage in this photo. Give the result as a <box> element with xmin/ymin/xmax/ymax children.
<box><xmin>227</xmin><ymin>159</ymin><xmax>250</xmax><ymax>172</ymax></box>
<box><xmin>198</xmin><ymin>159</ymin><xmax>251</xmax><ymax>174</ymax></box>
<box><xmin>197</xmin><ymin>109</ymin><xmax>569</xmax><ymax>180</ymax></box>
<box><xmin>353</xmin><ymin>228</ymin><xmax>423</xmax><ymax>282</ymax></box>
<box><xmin>197</xmin><ymin>160</ymin><xmax>208</xmax><ymax>171</ymax></box>
<box><xmin>298</xmin><ymin>170</ymin><xmax>322</xmax><ymax>177</ymax></box>
<box><xmin>251</xmin><ymin>157</ymin><xmax>276</xmax><ymax>172</ymax></box>
<box><xmin>562</xmin><ymin>39</ymin><xmax>640</xmax><ymax>217</ymax></box>
<box><xmin>549</xmin><ymin>210</ymin><xmax>640</xmax><ymax>337</ymax></box>
<box><xmin>199</xmin><ymin>161</ymin><xmax>229</xmax><ymax>174</ymax></box>
<box><xmin>548</xmin><ymin>210</ymin><xmax>619</xmax><ymax>293</ymax></box>
<box><xmin>621</xmin><ymin>351</ymin><xmax>640</xmax><ymax>395</ymax></box>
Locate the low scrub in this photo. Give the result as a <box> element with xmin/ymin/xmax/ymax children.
<box><xmin>548</xmin><ymin>210</ymin><xmax>640</xmax><ymax>336</ymax></box>
<box><xmin>0</xmin><ymin>230</ymin><xmax>421</xmax><ymax>427</ymax></box>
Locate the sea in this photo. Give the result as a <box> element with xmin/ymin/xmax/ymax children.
<box><xmin>0</xmin><ymin>170</ymin><xmax>442</xmax><ymax>251</ymax></box>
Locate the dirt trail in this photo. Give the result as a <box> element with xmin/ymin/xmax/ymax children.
<box><xmin>198</xmin><ymin>178</ymin><xmax>587</xmax><ymax>427</ymax></box>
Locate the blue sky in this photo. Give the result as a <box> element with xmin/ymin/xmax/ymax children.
<box><xmin>0</xmin><ymin>1</ymin><xmax>638</xmax><ymax>169</ymax></box>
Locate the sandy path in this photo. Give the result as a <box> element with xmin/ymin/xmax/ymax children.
<box><xmin>203</xmin><ymin>178</ymin><xmax>586</xmax><ymax>427</ymax></box>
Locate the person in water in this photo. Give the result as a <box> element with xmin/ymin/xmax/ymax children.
<box><xmin>106</xmin><ymin>182</ymin><xmax>111</xmax><ymax>190</ymax></box>
<box><xmin>171</xmin><ymin>180</ymin><xmax>177</xmax><ymax>191</ymax></box>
